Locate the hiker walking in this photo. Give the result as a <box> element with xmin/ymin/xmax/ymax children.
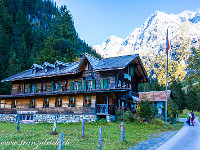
<box><xmin>190</xmin><ymin>111</ymin><xmax>195</xmax><ymax>126</ymax></box>
<box><xmin>187</xmin><ymin>112</ymin><xmax>190</xmax><ymax>126</ymax></box>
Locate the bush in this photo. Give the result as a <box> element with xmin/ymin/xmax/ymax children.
<box><xmin>115</xmin><ymin>109</ymin><xmax>135</xmax><ymax>122</ymax></box>
<box><xmin>95</xmin><ymin>118</ymin><xmax>107</xmax><ymax>124</ymax></box>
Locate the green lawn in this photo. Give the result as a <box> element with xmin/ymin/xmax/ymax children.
<box><xmin>0</xmin><ymin>120</ymin><xmax>182</xmax><ymax>150</ymax></box>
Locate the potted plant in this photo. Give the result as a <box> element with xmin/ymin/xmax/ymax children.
<box><xmin>70</xmin><ymin>103</ymin><xmax>75</xmax><ymax>107</ymax></box>
<box><xmin>44</xmin><ymin>104</ymin><xmax>48</xmax><ymax>107</ymax></box>
<box><xmin>11</xmin><ymin>105</ymin><xmax>16</xmax><ymax>108</ymax></box>
<box><xmin>30</xmin><ymin>105</ymin><xmax>35</xmax><ymax>108</ymax></box>
<box><xmin>85</xmin><ymin>103</ymin><xmax>90</xmax><ymax>107</ymax></box>
<box><xmin>57</xmin><ymin>104</ymin><xmax>61</xmax><ymax>107</ymax></box>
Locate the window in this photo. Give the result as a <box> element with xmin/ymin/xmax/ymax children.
<box><xmin>84</xmin><ymin>96</ymin><xmax>91</xmax><ymax>107</ymax></box>
<box><xmin>74</xmin><ymin>81</ymin><xmax>79</xmax><ymax>91</ymax></box>
<box><xmin>88</xmin><ymin>80</ymin><xmax>92</xmax><ymax>90</ymax></box>
<box><xmin>18</xmin><ymin>84</ymin><xmax>23</xmax><ymax>94</ymax></box>
<box><xmin>43</xmin><ymin>98</ymin><xmax>49</xmax><ymax>107</ymax></box>
<box><xmin>51</xmin><ymin>82</ymin><xmax>61</xmax><ymax>91</ymax></box>
<box><xmin>64</xmin><ymin>81</ymin><xmax>67</xmax><ymax>91</ymax></box>
<box><xmin>22</xmin><ymin>115</ymin><xmax>33</xmax><ymax>121</ymax></box>
<box><xmin>28</xmin><ymin>84</ymin><xmax>37</xmax><ymax>93</ymax></box>
<box><xmin>42</xmin><ymin>83</ymin><xmax>46</xmax><ymax>92</ymax></box>
<box><xmin>30</xmin><ymin>99</ymin><xmax>35</xmax><ymax>108</ymax></box>
<box><xmin>69</xmin><ymin>97</ymin><xmax>76</xmax><ymax>107</ymax></box>
<box><xmin>55</xmin><ymin>97</ymin><xmax>62</xmax><ymax>107</ymax></box>
<box><xmin>11</xmin><ymin>100</ymin><xmax>17</xmax><ymax>108</ymax></box>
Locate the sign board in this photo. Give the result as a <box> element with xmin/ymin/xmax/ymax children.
<box><xmin>124</xmin><ymin>73</ymin><xmax>131</xmax><ymax>81</ymax></box>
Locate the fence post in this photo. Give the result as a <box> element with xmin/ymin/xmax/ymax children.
<box><xmin>17</xmin><ymin>115</ymin><xmax>20</xmax><ymax>132</ymax></box>
<box><xmin>99</xmin><ymin>127</ymin><xmax>102</xmax><ymax>150</ymax></box>
<box><xmin>53</xmin><ymin>114</ymin><xmax>58</xmax><ymax>132</ymax></box>
<box><xmin>82</xmin><ymin>119</ymin><xmax>85</xmax><ymax>137</ymax></box>
<box><xmin>58</xmin><ymin>132</ymin><xmax>63</xmax><ymax>150</ymax></box>
<box><xmin>121</xmin><ymin>122</ymin><xmax>125</xmax><ymax>142</ymax></box>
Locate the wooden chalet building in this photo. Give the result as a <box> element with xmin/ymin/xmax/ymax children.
<box><xmin>0</xmin><ymin>53</ymin><xmax>149</xmax><ymax>123</ymax></box>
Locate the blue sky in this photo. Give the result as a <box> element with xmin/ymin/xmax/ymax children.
<box><xmin>54</xmin><ymin>0</ymin><xmax>200</xmax><ymax>46</ymax></box>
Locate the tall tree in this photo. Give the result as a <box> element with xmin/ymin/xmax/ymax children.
<box><xmin>169</xmin><ymin>80</ymin><xmax>186</xmax><ymax>112</ymax></box>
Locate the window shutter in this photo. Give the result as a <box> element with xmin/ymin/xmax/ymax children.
<box><xmin>83</xmin><ymin>80</ymin><xmax>87</xmax><ymax>90</ymax></box>
<box><xmin>58</xmin><ymin>82</ymin><xmax>61</xmax><ymax>91</ymax></box>
<box><xmin>92</xmin><ymin>79</ymin><xmax>96</xmax><ymax>89</ymax></box>
<box><xmin>28</xmin><ymin>84</ymin><xmax>31</xmax><ymax>93</ymax></box>
<box><xmin>34</xmin><ymin>84</ymin><xmax>37</xmax><ymax>93</ymax></box>
<box><xmin>78</xmin><ymin>81</ymin><xmax>82</xmax><ymax>90</ymax></box>
<box><xmin>101</xmin><ymin>79</ymin><xmax>104</xmax><ymax>89</ymax></box>
<box><xmin>130</xmin><ymin>65</ymin><xmax>134</xmax><ymax>76</ymax></box>
<box><xmin>51</xmin><ymin>82</ymin><xmax>54</xmax><ymax>92</ymax></box>
<box><xmin>70</xmin><ymin>82</ymin><xmax>74</xmax><ymax>91</ymax></box>
<box><xmin>104</xmin><ymin>79</ymin><xmax>107</xmax><ymax>89</ymax></box>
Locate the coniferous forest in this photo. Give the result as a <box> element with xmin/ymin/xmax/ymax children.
<box><xmin>0</xmin><ymin>0</ymin><xmax>100</xmax><ymax>95</ymax></box>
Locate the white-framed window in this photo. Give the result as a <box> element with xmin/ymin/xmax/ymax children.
<box><xmin>30</xmin><ymin>99</ymin><xmax>35</xmax><ymax>108</ymax></box>
<box><xmin>12</xmin><ymin>100</ymin><xmax>17</xmax><ymax>108</ymax></box>
<box><xmin>88</xmin><ymin>80</ymin><xmax>92</xmax><ymax>90</ymax></box>
<box><xmin>84</xmin><ymin>96</ymin><xmax>91</xmax><ymax>107</ymax></box>
<box><xmin>69</xmin><ymin>97</ymin><xmax>76</xmax><ymax>107</ymax></box>
<box><xmin>42</xmin><ymin>83</ymin><xmax>46</xmax><ymax>92</ymax></box>
<box><xmin>55</xmin><ymin>97</ymin><xmax>62</xmax><ymax>107</ymax></box>
<box><xmin>18</xmin><ymin>84</ymin><xmax>23</xmax><ymax>94</ymax></box>
<box><xmin>43</xmin><ymin>98</ymin><xmax>49</xmax><ymax>107</ymax></box>
<box><xmin>22</xmin><ymin>115</ymin><xmax>33</xmax><ymax>121</ymax></box>
<box><xmin>74</xmin><ymin>82</ymin><xmax>79</xmax><ymax>91</ymax></box>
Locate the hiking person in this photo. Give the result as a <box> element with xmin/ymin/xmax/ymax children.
<box><xmin>187</xmin><ymin>112</ymin><xmax>190</xmax><ymax>126</ymax></box>
<box><xmin>190</xmin><ymin>111</ymin><xmax>195</xmax><ymax>126</ymax></box>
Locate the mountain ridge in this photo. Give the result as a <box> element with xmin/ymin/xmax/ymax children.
<box><xmin>92</xmin><ymin>10</ymin><xmax>200</xmax><ymax>84</ymax></box>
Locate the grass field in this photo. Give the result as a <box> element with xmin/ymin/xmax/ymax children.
<box><xmin>0</xmin><ymin>120</ymin><xmax>183</xmax><ymax>150</ymax></box>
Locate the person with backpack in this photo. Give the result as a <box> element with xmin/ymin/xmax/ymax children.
<box><xmin>190</xmin><ymin>111</ymin><xmax>195</xmax><ymax>126</ymax></box>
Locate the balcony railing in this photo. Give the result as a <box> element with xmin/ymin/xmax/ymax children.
<box><xmin>96</xmin><ymin>104</ymin><xmax>108</xmax><ymax>115</ymax></box>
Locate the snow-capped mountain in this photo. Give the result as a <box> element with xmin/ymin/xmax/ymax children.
<box><xmin>92</xmin><ymin>10</ymin><xmax>200</xmax><ymax>83</ymax></box>
<box><xmin>94</xmin><ymin>35</ymin><xmax>124</xmax><ymax>58</ymax></box>
<box><xmin>93</xmin><ymin>10</ymin><xmax>200</xmax><ymax>59</ymax></box>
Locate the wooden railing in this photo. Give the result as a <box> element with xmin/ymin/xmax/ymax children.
<box><xmin>96</xmin><ymin>104</ymin><xmax>108</xmax><ymax>115</ymax></box>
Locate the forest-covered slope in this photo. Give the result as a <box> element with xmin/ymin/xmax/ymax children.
<box><xmin>0</xmin><ymin>0</ymin><xmax>100</xmax><ymax>94</ymax></box>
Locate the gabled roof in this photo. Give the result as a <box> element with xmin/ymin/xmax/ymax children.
<box><xmin>95</xmin><ymin>54</ymin><xmax>138</xmax><ymax>70</ymax></box>
<box><xmin>2</xmin><ymin>53</ymin><xmax>149</xmax><ymax>82</ymax></box>
<box><xmin>139</xmin><ymin>90</ymin><xmax>172</xmax><ymax>102</ymax></box>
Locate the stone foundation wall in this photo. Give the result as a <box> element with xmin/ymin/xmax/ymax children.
<box><xmin>0</xmin><ymin>114</ymin><xmax>17</xmax><ymax>122</ymax></box>
<box><xmin>0</xmin><ymin>114</ymin><xmax>97</xmax><ymax>123</ymax></box>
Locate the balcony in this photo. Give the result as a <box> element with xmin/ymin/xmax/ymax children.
<box><xmin>96</xmin><ymin>104</ymin><xmax>108</xmax><ymax>115</ymax></box>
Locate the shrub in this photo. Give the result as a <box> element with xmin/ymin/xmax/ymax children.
<box><xmin>115</xmin><ymin>109</ymin><xmax>135</xmax><ymax>122</ymax></box>
<box><xmin>95</xmin><ymin>118</ymin><xmax>107</xmax><ymax>124</ymax></box>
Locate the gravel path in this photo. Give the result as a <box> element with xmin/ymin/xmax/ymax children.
<box><xmin>128</xmin><ymin>130</ymin><xmax>178</xmax><ymax>150</ymax></box>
